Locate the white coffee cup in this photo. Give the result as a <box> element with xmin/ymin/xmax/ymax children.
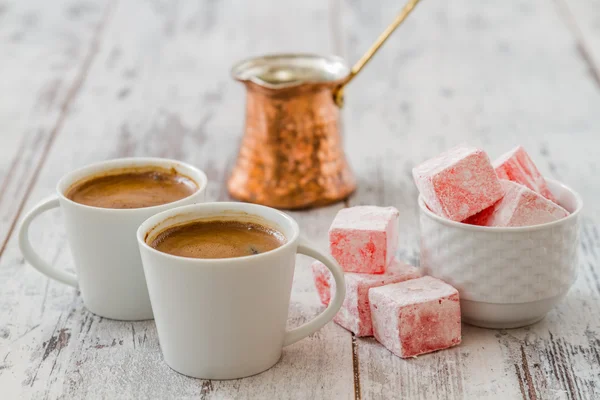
<box><xmin>136</xmin><ymin>202</ymin><xmax>346</xmax><ymax>380</ymax></box>
<box><xmin>18</xmin><ymin>158</ymin><xmax>207</xmax><ymax>321</ymax></box>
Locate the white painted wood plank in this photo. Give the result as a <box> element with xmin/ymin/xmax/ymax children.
<box><xmin>0</xmin><ymin>0</ymin><xmax>355</xmax><ymax>398</ymax></box>
<box><xmin>0</xmin><ymin>0</ymin><xmax>111</xmax><ymax>253</ymax></box>
<box><xmin>338</xmin><ymin>0</ymin><xmax>600</xmax><ymax>398</ymax></box>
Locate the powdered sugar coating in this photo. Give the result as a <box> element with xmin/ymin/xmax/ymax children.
<box><xmin>312</xmin><ymin>259</ymin><xmax>422</xmax><ymax>336</ymax></box>
<box><xmin>466</xmin><ymin>180</ymin><xmax>569</xmax><ymax>227</ymax></box>
<box><xmin>331</xmin><ymin>206</ymin><xmax>399</xmax><ymax>230</ymax></box>
<box><xmin>312</xmin><ymin>262</ymin><xmax>332</xmax><ymax>306</ymax></box>
<box><xmin>494</xmin><ymin>146</ymin><xmax>557</xmax><ymax>202</ymax></box>
<box><xmin>369</xmin><ymin>276</ymin><xmax>461</xmax><ymax>358</ymax></box>
<box><xmin>329</xmin><ymin>206</ymin><xmax>399</xmax><ymax>274</ymax></box>
<box><xmin>412</xmin><ymin>146</ymin><xmax>504</xmax><ymax>221</ymax></box>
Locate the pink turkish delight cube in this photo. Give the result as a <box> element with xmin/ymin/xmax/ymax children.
<box><xmin>412</xmin><ymin>146</ymin><xmax>504</xmax><ymax>221</ymax></box>
<box><xmin>329</xmin><ymin>206</ymin><xmax>399</xmax><ymax>274</ymax></box>
<box><xmin>312</xmin><ymin>261</ymin><xmax>332</xmax><ymax>306</ymax></box>
<box><xmin>494</xmin><ymin>145</ymin><xmax>557</xmax><ymax>202</ymax></box>
<box><xmin>369</xmin><ymin>276</ymin><xmax>461</xmax><ymax>358</ymax></box>
<box><xmin>466</xmin><ymin>180</ymin><xmax>569</xmax><ymax>227</ymax></box>
<box><xmin>312</xmin><ymin>258</ymin><xmax>422</xmax><ymax>337</ymax></box>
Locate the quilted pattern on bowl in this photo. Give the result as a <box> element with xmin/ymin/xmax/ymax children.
<box><xmin>419</xmin><ymin>211</ymin><xmax>579</xmax><ymax>304</ymax></box>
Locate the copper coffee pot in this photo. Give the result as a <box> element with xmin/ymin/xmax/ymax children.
<box><xmin>228</xmin><ymin>0</ymin><xmax>421</xmax><ymax>209</ymax></box>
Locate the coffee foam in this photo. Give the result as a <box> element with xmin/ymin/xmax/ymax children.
<box><xmin>66</xmin><ymin>166</ymin><xmax>197</xmax><ymax>209</ymax></box>
<box><xmin>150</xmin><ymin>220</ymin><xmax>286</xmax><ymax>259</ymax></box>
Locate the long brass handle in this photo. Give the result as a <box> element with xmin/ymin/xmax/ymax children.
<box><xmin>333</xmin><ymin>0</ymin><xmax>422</xmax><ymax>108</ymax></box>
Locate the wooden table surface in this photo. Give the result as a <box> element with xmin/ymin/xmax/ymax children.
<box><xmin>1</xmin><ymin>0</ymin><xmax>599</xmax><ymax>398</ymax></box>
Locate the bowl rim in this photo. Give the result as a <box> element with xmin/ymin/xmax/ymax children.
<box><xmin>418</xmin><ymin>178</ymin><xmax>583</xmax><ymax>232</ymax></box>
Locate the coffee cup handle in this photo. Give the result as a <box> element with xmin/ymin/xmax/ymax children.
<box><xmin>18</xmin><ymin>196</ymin><xmax>78</xmax><ymax>288</ymax></box>
<box><xmin>283</xmin><ymin>238</ymin><xmax>346</xmax><ymax>347</ymax></box>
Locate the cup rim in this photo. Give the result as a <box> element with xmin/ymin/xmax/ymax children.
<box><xmin>56</xmin><ymin>157</ymin><xmax>208</xmax><ymax>213</ymax></box>
<box><xmin>418</xmin><ymin>178</ymin><xmax>583</xmax><ymax>232</ymax></box>
<box><xmin>136</xmin><ymin>202</ymin><xmax>301</xmax><ymax>264</ymax></box>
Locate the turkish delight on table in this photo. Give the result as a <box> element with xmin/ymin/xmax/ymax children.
<box><xmin>369</xmin><ymin>276</ymin><xmax>461</xmax><ymax>358</ymax></box>
<box><xmin>412</xmin><ymin>146</ymin><xmax>504</xmax><ymax>222</ymax></box>
<box><xmin>312</xmin><ymin>258</ymin><xmax>422</xmax><ymax>337</ymax></box>
<box><xmin>329</xmin><ymin>206</ymin><xmax>399</xmax><ymax>274</ymax></box>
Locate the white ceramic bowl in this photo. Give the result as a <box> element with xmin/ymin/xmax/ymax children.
<box><xmin>418</xmin><ymin>179</ymin><xmax>582</xmax><ymax>329</ymax></box>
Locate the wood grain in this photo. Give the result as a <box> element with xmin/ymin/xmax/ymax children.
<box><xmin>0</xmin><ymin>0</ymin><xmax>599</xmax><ymax>398</ymax></box>
<box><xmin>0</xmin><ymin>0</ymin><xmax>113</xmax><ymax>257</ymax></box>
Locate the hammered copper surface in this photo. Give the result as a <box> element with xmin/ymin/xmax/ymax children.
<box><xmin>228</xmin><ymin>80</ymin><xmax>356</xmax><ymax>209</ymax></box>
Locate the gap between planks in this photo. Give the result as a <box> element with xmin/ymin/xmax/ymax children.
<box><xmin>553</xmin><ymin>0</ymin><xmax>600</xmax><ymax>89</ymax></box>
<box><xmin>514</xmin><ymin>345</ymin><xmax>538</xmax><ymax>400</ymax></box>
<box><xmin>342</xmin><ymin>195</ymin><xmax>360</xmax><ymax>399</ymax></box>
<box><xmin>0</xmin><ymin>0</ymin><xmax>118</xmax><ymax>261</ymax></box>
<box><xmin>329</xmin><ymin>0</ymin><xmax>361</xmax><ymax>398</ymax></box>
<box><xmin>352</xmin><ymin>334</ymin><xmax>362</xmax><ymax>400</ymax></box>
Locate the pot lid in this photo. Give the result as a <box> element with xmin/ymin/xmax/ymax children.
<box><xmin>231</xmin><ymin>54</ymin><xmax>350</xmax><ymax>89</ymax></box>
